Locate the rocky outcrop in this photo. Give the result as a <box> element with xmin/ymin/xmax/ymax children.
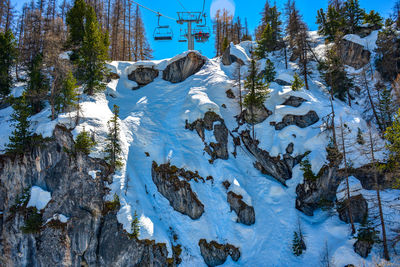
<box><xmin>274</xmin><ymin>79</ymin><xmax>292</xmax><ymax>86</ymax></box>
<box><xmin>348</xmin><ymin>164</ymin><xmax>394</xmax><ymax>190</ymax></box>
<box><xmin>295</xmin><ymin>165</ymin><xmax>342</xmax><ymax>216</ymax></box>
<box><xmin>337</xmin><ymin>194</ymin><xmax>368</xmax><ymax>224</ymax></box>
<box><xmin>227</xmin><ymin>191</ymin><xmax>255</xmax><ymax>225</ymax></box>
<box><xmin>282</xmin><ymin>96</ymin><xmax>307</xmax><ymax>107</ymax></box>
<box><xmin>354</xmin><ymin>239</ymin><xmax>373</xmax><ymax>258</ymax></box>
<box><xmin>274</xmin><ymin>110</ymin><xmax>319</xmax><ymax>130</ymax></box>
<box><xmin>0</xmin><ymin>126</ymin><xmax>173</xmax><ymax>267</ymax></box>
<box><xmin>127</xmin><ymin>66</ymin><xmax>159</xmax><ymax>88</ymax></box>
<box><xmin>221</xmin><ymin>45</ymin><xmax>244</xmax><ymax>66</ymax></box>
<box><xmin>339</xmin><ymin>39</ymin><xmax>371</xmax><ymax>70</ymax></box>
<box><xmin>151</xmin><ymin>162</ymin><xmax>205</xmax><ymax>219</ymax></box>
<box><xmin>241</xmin><ymin>130</ymin><xmax>305</xmax><ymax>186</ymax></box>
<box><xmin>186</xmin><ymin>111</ymin><xmax>229</xmax><ymax>162</ymax></box>
<box><xmin>163</xmin><ymin>52</ymin><xmax>206</xmax><ymax>83</ymax></box>
<box><xmin>198</xmin><ymin>239</ymin><xmax>240</xmax><ymax>267</ymax></box>
<box><xmin>242</xmin><ymin>105</ymin><xmax>272</xmax><ymax>124</ymax></box>
<box><xmin>225</xmin><ymin>89</ymin><xmax>235</xmax><ymax>99</ymax></box>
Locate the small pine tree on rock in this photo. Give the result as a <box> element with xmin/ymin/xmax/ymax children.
<box><xmin>104</xmin><ymin>104</ymin><xmax>123</xmax><ymax>169</ymax></box>
<box><xmin>6</xmin><ymin>95</ymin><xmax>34</xmax><ymax>154</ymax></box>
<box><xmin>300</xmin><ymin>157</ymin><xmax>318</xmax><ymax>182</ymax></box>
<box><xmin>356</xmin><ymin>127</ymin><xmax>365</xmax><ymax>145</ymax></box>
<box><xmin>74</xmin><ymin>127</ymin><xmax>96</xmax><ymax>155</ymax></box>
<box><xmin>130</xmin><ymin>210</ymin><xmax>140</xmax><ymax>239</ymax></box>
<box><xmin>291</xmin><ymin>73</ymin><xmax>304</xmax><ymax>91</ymax></box>
<box><xmin>262</xmin><ymin>59</ymin><xmax>276</xmax><ymax>83</ymax></box>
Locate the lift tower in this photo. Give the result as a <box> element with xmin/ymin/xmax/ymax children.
<box><xmin>177</xmin><ymin>12</ymin><xmax>202</xmax><ymax>50</ymax></box>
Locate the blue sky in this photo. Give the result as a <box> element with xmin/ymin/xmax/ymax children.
<box><xmin>12</xmin><ymin>0</ymin><xmax>396</xmax><ymax>59</ymax></box>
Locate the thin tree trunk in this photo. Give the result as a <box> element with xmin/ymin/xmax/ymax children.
<box><xmin>363</xmin><ymin>70</ymin><xmax>383</xmax><ymax>131</ymax></box>
<box><xmin>368</xmin><ymin>128</ymin><xmax>390</xmax><ymax>261</ymax></box>
<box><xmin>340</xmin><ymin>119</ymin><xmax>355</xmax><ymax>235</ymax></box>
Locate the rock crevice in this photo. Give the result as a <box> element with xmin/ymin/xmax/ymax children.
<box><xmin>198</xmin><ymin>239</ymin><xmax>240</xmax><ymax>267</ymax></box>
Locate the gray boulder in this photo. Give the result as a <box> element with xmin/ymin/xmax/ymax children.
<box><xmin>275</xmin><ymin>110</ymin><xmax>319</xmax><ymax>130</ymax></box>
<box><xmin>339</xmin><ymin>38</ymin><xmax>371</xmax><ymax>70</ymax></box>
<box><xmin>221</xmin><ymin>45</ymin><xmax>245</xmax><ymax>66</ymax></box>
<box><xmin>198</xmin><ymin>239</ymin><xmax>240</xmax><ymax>267</ymax></box>
<box><xmin>127</xmin><ymin>66</ymin><xmax>159</xmax><ymax>88</ymax></box>
<box><xmin>151</xmin><ymin>162</ymin><xmax>204</xmax><ymax>219</ymax></box>
<box><xmin>242</xmin><ymin>105</ymin><xmax>272</xmax><ymax>124</ymax></box>
<box><xmin>282</xmin><ymin>96</ymin><xmax>307</xmax><ymax>107</ymax></box>
<box><xmin>274</xmin><ymin>79</ymin><xmax>292</xmax><ymax>86</ymax></box>
<box><xmin>163</xmin><ymin>52</ymin><xmax>206</xmax><ymax>83</ymax></box>
<box><xmin>337</xmin><ymin>194</ymin><xmax>368</xmax><ymax>224</ymax></box>
<box><xmin>227</xmin><ymin>191</ymin><xmax>255</xmax><ymax>225</ymax></box>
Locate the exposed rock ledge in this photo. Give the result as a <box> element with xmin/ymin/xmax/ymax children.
<box><xmin>163</xmin><ymin>52</ymin><xmax>206</xmax><ymax>83</ymax></box>
<box><xmin>198</xmin><ymin>239</ymin><xmax>240</xmax><ymax>267</ymax></box>
<box><xmin>0</xmin><ymin>126</ymin><xmax>174</xmax><ymax>267</ymax></box>
<box><xmin>227</xmin><ymin>191</ymin><xmax>255</xmax><ymax>225</ymax></box>
<box><xmin>127</xmin><ymin>66</ymin><xmax>159</xmax><ymax>88</ymax></box>
<box><xmin>339</xmin><ymin>38</ymin><xmax>371</xmax><ymax>70</ymax></box>
<box><xmin>151</xmin><ymin>162</ymin><xmax>205</xmax><ymax>219</ymax></box>
<box><xmin>274</xmin><ymin>110</ymin><xmax>319</xmax><ymax>130</ymax></box>
<box><xmin>186</xmin><ymin>111</ymin><xmax>229</xmax><ymax>162</ymax></box>
<box><xmin>281</xmin><ymin>96</ymin><xmax>307</xmax><ymax>107</ymax></box>
<box><xmin>240</xmin><ymin>130</ymin><xmax>305</xmax><ymax>186</ymax></box>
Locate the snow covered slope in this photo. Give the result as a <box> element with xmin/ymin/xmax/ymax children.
<box><xmin>1</xmin><ymin>33</ymin><xmax>398</xmax><ymax>266</ymax></box>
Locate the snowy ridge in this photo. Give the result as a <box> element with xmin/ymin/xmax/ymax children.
<box><xmin>0</xmin><ymin>31</ymin><xmax>397</xmax><ymax>266</ymax></box>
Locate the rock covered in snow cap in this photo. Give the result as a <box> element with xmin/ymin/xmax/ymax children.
<box><xmin>163</xmin><ymin>52</ymin><xmax>206</xmax><ymax>83</ymax></box>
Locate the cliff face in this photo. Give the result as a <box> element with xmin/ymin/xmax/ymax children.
<box><xmin>0</xmin><ymin>126</ymin><xmax>173</xmax><ymax>267</ymax></box>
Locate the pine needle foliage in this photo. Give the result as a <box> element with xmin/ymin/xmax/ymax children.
<box><xmin>300</xmin><ymin>157</ymin><xmax>318</xmax><ymax>182</ymax></box>
<box><xmin>74</xmin><ymin>127</ymin><xmax>96</xmax><ymax>155</ymax></box>
<box><xmin>291</xmin><ymin>73</ymin><xmax>304</xmax><ymax>91</ymax></box>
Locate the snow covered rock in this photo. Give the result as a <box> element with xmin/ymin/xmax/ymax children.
<box><xmin>348</xmin><ymin>163</ymin><xmax>394</xmax><ymax>190</ymax></box>
<box><xmin>127</xmin><ymin>66</ymin><xmax>159</xmax><ymax>88</ymax></box>
<box><xmin>242</xmin><ymin>105</ymin><xmax>272</xmax><ymax>124</ymax></box>
<box><xmin>240</xmin><ymin>130</ymin><xmax>305</xmax><ymax>186</ymax></box>
<box><xmin>27</xmin><ymin>186</ymin><xmax>51</xmax><ymax>210</ymax></box>
<box><xmin>227</xmin><ymin>191</ymin><xmax>255</xmax><ymax>225</ymax></box>
<box><xmin>337</xmin><ymin>194</ymin><xmax>368</xmax><ymax>224</ymax></box>
<box><xmin>186</xmin><ymin>111</ymin><xmax>229</xmax><ymax>162</ymax></box>
<box><xmin>221</xmin><ymin>44</ymin><xmax>244</xmax><ymax>66</ymax></box>
<box><xmin>339</xmin><ymin>38</ymin><xmax>371</xmax><ymax>70</ymax></box>
<box><xmin>198</xmin><ymin>239</ymin><xmax>240</xmax><ymax>266</ymax></box>
<box><xmin>281</xmin><ymin>96</ymin><xmax>307</xmax><ymax>107</ymax></box>
<box><xmin>274</xmin><ymin>110</ymin><xmax>319</xmax><ymax>130</ymax></box>
<box><xmin>163</xmin><ymin>52</ymin><xmax>206</xmax><ymax>83</ymax></box>
<box><xmin>151</xmin><ymin>162</ymin><xmax>205</xmax><ymax>219</ymax></box>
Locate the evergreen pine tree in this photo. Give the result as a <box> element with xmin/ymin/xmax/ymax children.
<box><xmin>291</xmin><ymin>73</ymin><xmax>304</xmax><ymax>91</ymax></box>
<box><xmin>343</xmin><ymin>0</ymin><xmax>365</xmax><ymax>34</ymax></box>
<box><xmin>0</xmin><ymin>29</ymin><xmax>17</xmax><ymax>98</ymax></box>
<box><xmin>384</xmin><ymin>109</ymin><xmax>400</xmax><ymax>171</ymax></box>
<box><xmin>262</xmin><ymin>59</ymin><xmax>276</xmax><ymax>83</ymax></box>
<box><xmin>377</xmin><ymin>83</ymin><xmax>394</xmax><ymax>129</ymax></box>
<box><xmin>317</xmin><ymin>5</ymin><xmax>345</xmax><ymax>41</ymax></box>
<box><xmin>363</xmin><ymin>10</ymin><xmax>383</xmax><ymax>27</ymax></box>
<box><xmin>292</xmin><ymin>231</ymin><xmax>306</xmax><ymax>256</ymax></box>
<box><xmin>222</xmin><ymin>37</ymin><xmax>229</xmax><ymax>53</ymax></box>
<box><xmin>26</xmin><ymin>53</ymin><xmax>50</xmax><ymax>114</ymax></box>
<box><xmin>255</xmin><ymin>24</ymin><xmax>275</xmax><ymax>59</ymax></box>
<box><xmin>79</xmin><ymin>5</ymin><xmax>109</xmax><ymax>95</ymax></box>
<box><xmin>66</xmin><ymin>0</ymin><xmax>86</xmax><ymax>48</ymax></box>
<box><xmin>300</xmin><ymin>157</ymin><xmax>318</xmax><ymax>181</ymax></box>
<box><xmin>55</xmin><ymin>71</ymin><xmax>79</xmax><ymax>114</ymax></box>
<box><xmin>104</xmin><ymin>104</ymin><xmax>123</xmax><ymax>169</ymax></box>
<box><xmin>6</xmin><ymin>94</ymin><xmax>33</xmax><ymax>154</ymax></box>
<box><xmin>130</xmin><ymin>210</ymin><xmax>140</xmax><ymax>239</ymax></box>
<box><xmin>244</xmin><ymin>58</ymin><xmax>270</xmax><ymax>138</ymax></box>
<box><xmin>75</xmin><ymin>127</ymin><xmax>96</xmax><ymax>155</ymax></box>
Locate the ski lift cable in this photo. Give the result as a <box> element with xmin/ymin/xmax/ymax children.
<box><xmin>131</xmin><ymin>0</ymin><xmax>177</xmax><ymax>21</ymax></box>
<box><xmin>176</xmin><ymin>0</ymin><xmax>188</xmax><ymax>12</ymax></box>
<box><xmin>201</xmin><ymin>0</ymin><xmax>205</xmax><ymax>16</ymax></box>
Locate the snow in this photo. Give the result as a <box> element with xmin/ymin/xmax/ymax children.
<box><xmin>88</xmin><ymin>170</ymin><xmax>101</xmax><ymax>179</ymax></box>
<box><xmin>1</xmin><ymin>34</ymin><xmax>398</xmax><ymax>266</ymax></box>
<box><xmin>27</xmin><ymin>186</ymin><xmax>51</xmax><ymax>211</ymax></box>
<box><xmin>343</xmin><ymin>30</ymin><xmax>379</xmax><ymax>50</ymax></box>
<box><xmin>45</xmin><ymin>214</ymin><xmax>69</xmax><ymax>224</ymax></box>
<box><xmin>59</xmin><ymin>51</ymin><xmax>72</xmax><ymax>60</ymax></box>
